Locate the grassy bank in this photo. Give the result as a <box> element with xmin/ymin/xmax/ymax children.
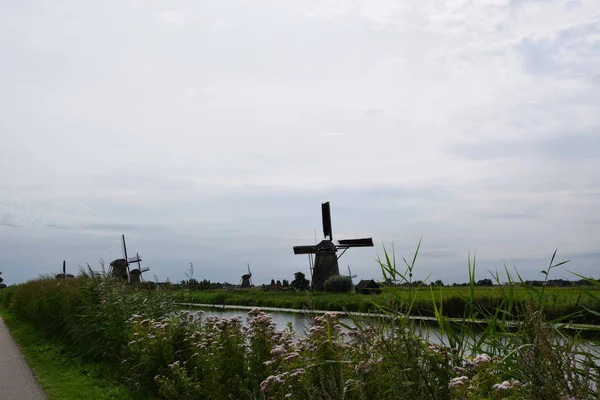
<box><xmin>1</xmin><ymin>251</ymin><xmax>599</xmax><ymax>399</ymax></box>
<box><xmin>182</xmin><ymin>285</ymin><xmax>600</xmax><ymax>324</ymax></box>
<box><xmin>0</xmin><ymin>308</ymin><xmax>143</xmax><ymax>400</ymax></box>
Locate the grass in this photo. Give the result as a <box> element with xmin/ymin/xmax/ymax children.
<box><xmin>0</xmin><ymin>307</ymin><xmax>144</xmax><ymax>400</ymax></box>
<box><xmin>182</xmin><ymin>285</ymin><xmax>600</xmax><ymax>324</ymax></box>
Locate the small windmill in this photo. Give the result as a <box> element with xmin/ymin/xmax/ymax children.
<box><xmin>56</xmin><ymin>260</ymin><xmax>74</xmax><ymax>279</ymax></box>
<box><xmin>293</xmin><ymin>202</ymin><xmax>373</xmax><ymax>291</ymax></box>
<box><xmin>347</xmin><ymin>265</ymin><xmax>357</xmax><ymax>280</ymax></box>
<box><xmin>109</xmin><ymin>235</ymin><xmax>149</xmax><ymax>283</ymax></box>
<box><xmin>240</xmin><ymin>263</ymin><xmax>253</xmax><ymax>288</ymax></box>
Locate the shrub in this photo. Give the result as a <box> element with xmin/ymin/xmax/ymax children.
<box><xmin>323</xmin><ymin>275</ymin><xmax>354</xmax><ymax>293</ymax></box>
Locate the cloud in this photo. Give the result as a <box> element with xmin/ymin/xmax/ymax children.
<box><xmin>0</xmin><ymin>213</ymin><xmax>17</xmax><ymax>228</ymax></box>
<box><xmin>156</xmin><ymin>9</ymin><xmax>186</xmax><ymax>24</ymax></box>
<box><xmin>212</xmin><ymin>19</ymin><xmax>233</xmax><ymax>31</ymax></box>
<box><xmin>0</xmin><ymin>0</ymin><xmax>598</xmax><ymax>284</ymax></box>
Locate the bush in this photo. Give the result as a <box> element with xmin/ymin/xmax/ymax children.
<box><xmin>323</xmin><ymin>275</ymin><xmax>354</xmax><ymax>293</ymax></box>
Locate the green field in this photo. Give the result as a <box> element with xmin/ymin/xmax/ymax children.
<box><xmin>182</xmin><ymin>285</ymin><xmax>600</xmax><ymax>324</ymax></box>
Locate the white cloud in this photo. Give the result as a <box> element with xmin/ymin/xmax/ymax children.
<box><xmin>212</xmin><ymin>18</ymin><xmax>233</xmax><ymax>31</ymax></box>
<box><xmin>156</xmin><ymin>9</ymin><xmax>187</xmax><ymax>24</ymax></box>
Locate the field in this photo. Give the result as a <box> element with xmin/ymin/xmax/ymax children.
<box><xmin>182</xmin><ymin>285</ymin><xmax>600</xmax><ymax>324</ymax></box>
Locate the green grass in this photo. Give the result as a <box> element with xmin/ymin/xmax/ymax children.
<box><xmin>181</xmin><ymin>285</ymin><xmax>600</xmax><ymax>324</ymax></box>
<box><xmin>0</xmin><ymin>307</ymin><xmax>149</xmax><ymax>400</ymax></box>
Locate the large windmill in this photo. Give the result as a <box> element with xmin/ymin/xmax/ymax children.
<box><xmin>240</xmin><ymin>263</ymin><xmax>253</xmax><ymax>288</ymax></box>
<box><xmin>293</xmin><ymin>202</ymin><xmax>373</xmax><ymax>291</ymax></box>
<box><xmin>109</xmin><ymin>235</ymin><xmax>149</xmax><ymax>283</ymax></box>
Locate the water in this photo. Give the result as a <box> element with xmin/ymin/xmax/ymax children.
<box><xmin>185</xmin><ymin>304</ymin><xmax>600</xmax><ymax>353</ymax></box>
<box><xmin>185</xmin><ymin>304</ymin><xmax>457</xmax><ymax>346</ymax></box>
<box><xmin>188</xmin><ymin>305</ymin><xmax>356</xmax><ymax>337</ymax></box>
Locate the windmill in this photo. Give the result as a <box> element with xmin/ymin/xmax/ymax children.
<box><xmin>347</xmin><ymin>265</ymin><xmax>357</xmax><ymax>281</ymax></box>
<box><xmin>56</xmin><ymin>260</ymin><xmax>75</xmax><ymax>279</ymax></box>
<box><xmin>240</xmin><ymin>262</ymin><xmax>253</xmax><ymax>288</ymax></box>
<box><xmin>109</xmin><ymin>235</ymin><xmax>149</xmax><ymax>283</ymax></box>
<box><xmin>293</xmin><ymin>202</ymin><xmax>373</xmax><ymax>291</ymax></box>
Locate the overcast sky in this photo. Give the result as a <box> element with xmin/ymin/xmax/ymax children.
<box><xmin>1</xmin><ymin>0</ymin><xmax>599</xmax><ymax>286</ymax></box>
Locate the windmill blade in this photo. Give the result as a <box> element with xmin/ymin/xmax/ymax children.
<box><xmin>247</xmin><ymin>262</ymin><xmax>251</xmax><ymax>276</ymax></box>
<box><xmin>140</xmin><ymin>267</ymin><xmax>150</xmax><ymax>273</ymax></box>
<box><xmin>321</xmin><ymin>202</ymin><xmax>332</xmax><ymax>241</ymax></box>
<box><xmin>121</xmin><ymin>234</ymin><xmax>131</xmax><ymax>275</ymax></box>
<box><xmin>121</xmin><ymin>234</ymin><xmax>129</xmax><ymax>261</ymax></box>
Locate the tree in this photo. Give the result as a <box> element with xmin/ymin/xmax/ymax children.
<box><xmin>434</xmin><ymin>279</ymin><xmax>444</xmax><ymax>287</ymax></box>
<box><xmin>476</xmin><ymin>278</ymin><xmax>493</xmax><ymax>286</ymax></box>
<box><xmin>276</xmin><ymin>280</ymin><xmax>282</xmax><ymax>286</ymax></box>
<box><xmin>0</xmin><ymin>271</ymin><xmax>5</xmax><ymax>289</ymax></box>
<box><xmin>291</xmin><ymin>272</ymin><xmax>310</xmax><ymax>291</ymax></box>
<box><xmin>270</xmin><ymin>279</ymin><xmax>276</xmax><ymax>285</ymax></box>
<box><xmin>282</xmin><ymin>279</ymin><xmax>289</xmax><ymax>287</ymax></box>
<box><xmin>324</xmin><ymin>275</ymin><xmax>354</xmax><ymax>293</ymax></box>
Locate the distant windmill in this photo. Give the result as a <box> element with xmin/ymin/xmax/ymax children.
<box><xmin>348</xmin><ymin>265</ymin><xmax>357</xmax><ymax>279</ymax></box>
<box><xmin>293</xmin><ymin>202</ymin><xmax>373</xmax><ymax>291</ymax></box>
<box><xmin>109</xmin><ymin>235</ymin><xmax>150</xmax><ymax>283</ymax></box>
<box><xmin>56</xmin><ymin>260</ymin><xmax>74</xmax><ymax>279</ymax></box>
<box><xmin>240</xmin><ymin>263</ymin><xmax>253</xmax><ymax>288</ymax></box>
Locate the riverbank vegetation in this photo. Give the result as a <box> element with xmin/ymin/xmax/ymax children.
<box><xmin>182</xmin><ymin>284</ymin><xmax>600</xmax><ymax>325</ymax></box>
<box><xmin>1</xmin><ymin>249</ymin><xmax>599</xmax><ymax>399</ymax></box>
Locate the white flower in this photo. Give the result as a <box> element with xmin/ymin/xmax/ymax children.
<box><xmin>492</xmin><ymin>381</ymin><xmax>512</xmax><ymax>391</ymax></box>
<box><xmin>473</xmin><ymin>354</ymin><xmax>491</xmax><ymax>366</ymax></box>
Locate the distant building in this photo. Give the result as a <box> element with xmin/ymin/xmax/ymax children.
<box><xmin>355</xmin><ymin>279</ymin><xmax>381</xmax><ymax>294</ymax></box>
<box><xmin>263</xmin><ymin>282</ymin><xmax>282</xmax><ymax>292</ymax></box>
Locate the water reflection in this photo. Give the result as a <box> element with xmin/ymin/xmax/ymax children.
<box><xmin>189</xmin><ymin>306</ymin><xmax>354</xmax><ymax>337</ymax></box>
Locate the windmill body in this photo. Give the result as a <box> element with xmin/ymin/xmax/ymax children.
<box><xmin>293</xmin><ymin>202</ymin><xmax>373</xmax><ymax>291</ymax></box>
<box><xmin>240</xmin><ymin>263</ymin><xmax>253</xmax><ymax>288</ymax></box>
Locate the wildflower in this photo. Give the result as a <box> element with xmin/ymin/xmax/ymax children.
<box><xmin>449</xmin><ymin>376</ymin><xmax>469</xmax><ymax>388</ymax></box>
<box><xmin>284</xmin><ymin>352</ymin><xmax>300</xmax><ymax>362</ymax></box>
<box><xmin>289</xmin><ymin>368</ymin><xmax>305</xmax><ymax>378</ymax></box>
<box><xmin>473</xmin><ymin>353</ymin><xmax>491</xmax><ymax>366</ymax></box>
<box><xmin>285</xmin><ymin>394</ymin><xmax>292</xmax><ymax>398</ymax></box>
<box><xmin>492</xmin><ymin>381</ymin><xmax>512</xmax><ymax>391</ymax></box>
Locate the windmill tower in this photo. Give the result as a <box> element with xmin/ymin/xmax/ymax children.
<box><xmin>240</xmin><ymin>263</ymin><xmax>253</xmax><ymax>288</ymax></box>
<box><xmin>293</xmin><ymin>202</ymin><xmax>373</xmax><ymax>291</ymax></box>
<box><xmin>109</xmin><ymin>235</ymin><xmax>149</xmax><ymax>283</ymax></box>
